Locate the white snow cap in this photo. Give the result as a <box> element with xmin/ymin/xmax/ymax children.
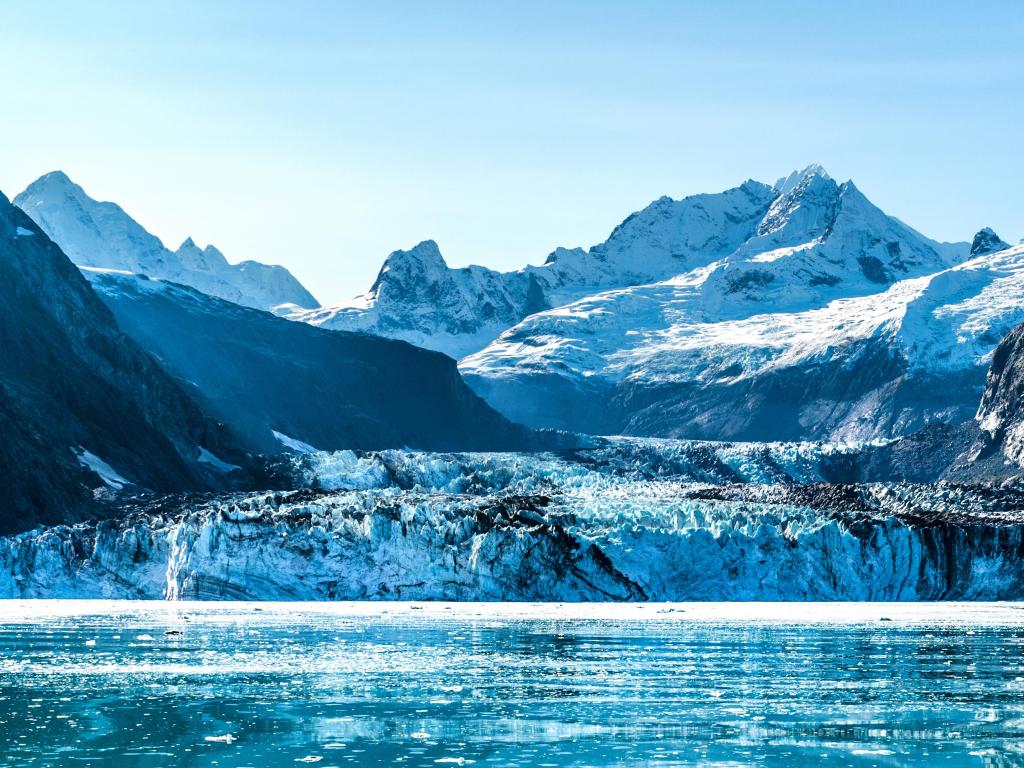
<box><xmin>14</xmin><ymin>171</ymin><xmax>320</xmax><ymax>311</ymax></box>
<box><xmin>774</xmin><ymin>164</ymin><xmax>831</xmax><ymax>195</ymax></box>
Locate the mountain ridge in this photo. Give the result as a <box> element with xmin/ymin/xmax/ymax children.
<box><xmin>14</xmin><ymin>171</ymin><xmax>320</xmax><ymax>312</ymax></box>
<box><xmin>84</xmin><ymin>268</ymin><xmax>555</xmax><ymax>456</ymax></box>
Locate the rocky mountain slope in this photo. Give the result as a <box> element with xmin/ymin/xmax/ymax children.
<box><xmin>14</xmin><ymin>171</ymin><xmax>319</xmax><ymax>312</ymax></box>
<box><xmin>0</xmin><ymin>190</ymin><xmax>251</xmax><ymax>534</ymax></box>
<box><xmin>976</xmin><ymin>318</ymin><xmax>1024</xmax><ymax>468</ymax></box>
<box><xmin>85</xmin><ymin>270</ymin><xmax>547</xmax><ymax>455</ymax></box>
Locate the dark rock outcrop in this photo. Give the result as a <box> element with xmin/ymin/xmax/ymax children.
<box><xmin>976</xmin><ymin>320</ymin><xmax>1024</xmax><ymax>468</ymax></box>
<box><xmin>970</xmin><ymin>227</ymin><xmax>1010</xmax><ymax>257</ymax></box>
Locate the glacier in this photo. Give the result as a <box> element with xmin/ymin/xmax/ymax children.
<box><xmin>5</xmin><ymin>440</ymin><xmax>1024</xmax><ymax>601</ymax></box>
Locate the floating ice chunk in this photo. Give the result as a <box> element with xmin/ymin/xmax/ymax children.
<box><xmin>204</xmin><ymin>734</ymin><xmax>237</xmax><ymax>744</ymax></box>
<box><xmin>15</xmin><ymin>226</ymin><xmax>34</xmax><ymax>237</ymax></box>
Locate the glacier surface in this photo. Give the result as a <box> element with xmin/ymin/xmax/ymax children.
<box><xmin>4</xmin><ymin>441</ymin><xmax>1024</xmax><ymax>601</ymax></box>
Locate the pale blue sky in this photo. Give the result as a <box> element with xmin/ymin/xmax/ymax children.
<box><xmin>0</xmin><ymin>1</ymin><xmax>1020</xmax><ymax>304</ymax></box>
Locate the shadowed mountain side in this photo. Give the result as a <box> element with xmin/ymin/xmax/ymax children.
<box><xmin>86</xmin><ymin>271</ymin><xmax>555</xmax><ymax>455</ymax></box>
<box><xmin>0</xmin><ymin>193</ymin><xmax>248</xmax><ymax>534</ymax></box>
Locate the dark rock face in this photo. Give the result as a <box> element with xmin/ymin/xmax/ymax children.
<box><xmin>86</xmin><ymin>272</ymin><xmax>547</xmax><ymax>455</ymax></box>
<box><xmin>977</xmin><ymin>321</ymin><xmax>1024</xmax><ymax>466</ymax></box>
<box><xmin>971</xmin><ymin>227</ymin><xmax>1010</xmax><ymax>257</ymax></box>
<box><xmin>0</xmin><ymin>192</ymin><xmax>247</xmax><ymax>534</ymax></box>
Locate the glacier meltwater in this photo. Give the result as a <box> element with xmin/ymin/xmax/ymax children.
<box><xmin>3</xmin><ymin>440</ymin><xmax>1024</xmax><ymax>601</ymax></box>
<box><xmin>3</xmin><ymin>601</ymin><xmax>1024</xmax><ymax>767</ymax></box>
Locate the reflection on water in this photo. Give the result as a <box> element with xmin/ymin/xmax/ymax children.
<box><xmin>2</xmin><ymin>602</ymin><xmax>1024</xmax><ymax>766</ymax></box>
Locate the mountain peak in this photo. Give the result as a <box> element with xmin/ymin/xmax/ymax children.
<box><xmin>36</xmin><ymin>169</ymin><xmax>74</xmax><ymax>185</ymax></box>
<box><xmin>774</xmin><ymin>164</ymin><xmax>831</xmax><ymax>195</ymax></box>
<box><xmin>387</xmin><ymin>240</ymin><xmax>447</xmax><ymax>269</ymax></box>
<box><xmin>177</xmin><ymin>236</ymin><xmax>198</xmax><ymax>251</ymax></box>
<box><xmin>756</xmin><ymin>165</ymin><xmax>839</xmax><ymax>241</ymax></box>
<box><xmin>409</xmin><ymin>239</ymin><xmax>444</xmax><ymax>258</ymax></box>
<box><xmin>971</xmin><ymin>227</ymin><xmax>1010</xmax><ymax>257</ymax></box>
<box><xmin>369</xmin><ymin>240</ymin><xmax>449</xmax><ymax>297</ymax></box>
<box><xmin>22</xmin><ymin>170</ymin><xmax>82</xmax><ymax>198</ymax></box>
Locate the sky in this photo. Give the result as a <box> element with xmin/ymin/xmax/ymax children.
<box><xmin>0</xmin><ymin>1</ymin><xmax>1021</xmax><ymax>305</ymax></box>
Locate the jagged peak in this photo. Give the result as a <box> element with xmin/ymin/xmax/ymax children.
<box><xmin>773</xmin><ymin>164</ymin><xmax>832</xmax><ymax>195</ymax></box>
<box><xmin>384</xmin><ymin>240</ymin><xmax>447</xmax><ymax>269</ymax></box>
<box><xmin>175</xmin><ymin>237</ymin><xmax>229</xmax><ymax>270</ymax></box>
<box><xmin>370</xmin><ymin>240</ymin><xmax>449</xmax><ymax>294</ymax></box>
<box><xmin>543</xmin><ymin>246</ymin><xmax>586</xmax><ymax>265</ymax></box>
<box><xmin>756</xmin><ymin>166</ymin><xmax>840</xmax><ymax>240</ymax></box>
<box><xmin>971</xmin><ymin>227</ymin><xmax>1011</xmax><ymax>257</ymax></box>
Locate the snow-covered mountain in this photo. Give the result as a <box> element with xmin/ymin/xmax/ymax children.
<box><xmin>283</xmin><ymin>179</ymin><xmax>778</xmax><ymax>358</ymax></box>
<box><xmin>462</xmin><ymin>236</ymin><xmax>1024</xmax><ymax>441</ymax></box>
<box><xmin>287</xmin><ymin>163</ymin><xmax>1005</xmax><ymax>441</ymax></box>
<box><xmin>14</xmin><ymin>171</ymin><xmax>319</xmax><ymax>312</ymax></box>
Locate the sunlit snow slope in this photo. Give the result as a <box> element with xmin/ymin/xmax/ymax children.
<box><xmin>14</xmin><ymin>172</ymin><xmax>319</xmax><ymax>312</ymax></box>
<box><xmin>281</xmin><ymin>165</ymin><xmax>1020</xmax><ymax>442</ymax></box>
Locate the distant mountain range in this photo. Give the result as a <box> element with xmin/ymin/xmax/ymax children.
<box><xmin>14</xmin><ymin>171</ymin><xmax>320</xmax><ymax>312</ymax></box>
<box><xmin>278</xmin><ymin>165</ymin><xmax>1024</xmax><ymax>445</ymax></box>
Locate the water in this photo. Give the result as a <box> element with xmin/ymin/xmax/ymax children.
<box><xmin>2</xmin><ymin>602</ymin><xmax>1024</xmax><ymax>767</ymax></box>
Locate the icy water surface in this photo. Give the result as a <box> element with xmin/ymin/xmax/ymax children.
<box><xmin>2</xmin><ymin>603</ymin><xmax>1024</xmax><ymax>767</ymax></box>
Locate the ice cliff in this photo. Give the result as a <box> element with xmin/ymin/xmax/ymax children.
<box><xmin>4</xmin><ymin>442</ymin><xmax>1024</xmax><ymax>601</ymax></box>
